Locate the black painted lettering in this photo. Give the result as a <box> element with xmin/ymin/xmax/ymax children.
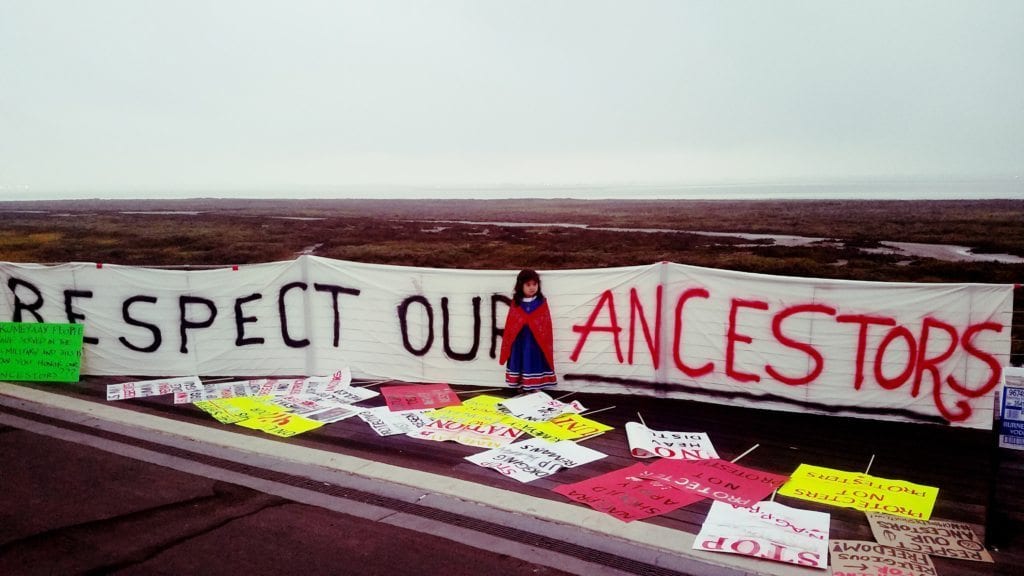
<box><xmin>119</xmin><ymin>295</ymin><xmax>162</xmax><ymax>353</ymax></box>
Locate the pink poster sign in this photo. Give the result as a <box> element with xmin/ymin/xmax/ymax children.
<box><xmin>381</xmin><ymin>383</ymin><xmax>461</xmax><ymax>412</ymax></box>
<box><xmin>553</xmin><ymin>463</ymin><xmax>702</xmax><ymax>522</ymax></box>
<box><xmin>641</xmin><ymin>458</ymin><xmax>789</xmax><ymax>508</ymax></box>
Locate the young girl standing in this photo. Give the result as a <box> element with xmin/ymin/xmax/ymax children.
<box><xmin>499</xmin><ymin>269</ymin><xmax>557</xmax><ymax>389</ymax></box>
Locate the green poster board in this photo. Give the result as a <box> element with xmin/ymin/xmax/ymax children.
<box><xmin>0</xmin><ymin>322</ymin><xmax>84</xmax><ymax>382</ymax></box>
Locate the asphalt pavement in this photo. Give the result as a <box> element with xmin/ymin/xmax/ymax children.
<box><xmin>0</xmin><ymin>422</ymin><xmax>583</xmax><ymax>576</ymax></box>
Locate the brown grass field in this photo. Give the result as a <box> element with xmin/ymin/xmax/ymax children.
<box><xmin>1</xmin><ymin>197</ymin><xmax>1022</xmax><ymax>362</ymax></box>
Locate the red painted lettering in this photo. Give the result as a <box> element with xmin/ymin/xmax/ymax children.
<box><xmin>936</xmin><ymin>321</ymin><xmax>1004</xmax><ymax>421</ymax></box>
<box><xmin>672</xmin><ymin>287</ymin><xmax>713</xmax><ymax>377</ymax></box>
<box><xmin>765</xmin><ymin>303</ymin><xmax>836</xmax><ymax>385</ymax></box>
<box><xmin>836</xmin><ymin>314</ymin><xmax>897</xmax><ymax>389</ymax></box>
<box><xmin>725</xmin><ymin>298</ymin><xmax>768</xmax><ymax>383</ymax></box>
<box><xmin>912</xmin><ymin>317</ymin><xmax>958</xmax><ymax>397</ymax></box>
<box><xmin>570</xmin><ymin>290</ymin><xmax>623</xmax><ymax>363</ymax></box>
<box><xmin>700</xmin><ymin>537</ymin><xmax>727</xmax><ymax>551</ymax></box>
<box><xmin>873</xmin><ymin>325</ymin><xmax>916</xmax><ymax>390</ymax></box>
<box><xmin>628</xmin><ymin>285</ymin><xmax>662</xmax><ymax>369</ymax></box>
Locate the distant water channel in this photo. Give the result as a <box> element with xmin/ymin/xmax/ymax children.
<box><xmin>423</xmin><ymin>220</ymin><xmax>1024</xmax><ymax>264</ymax></box>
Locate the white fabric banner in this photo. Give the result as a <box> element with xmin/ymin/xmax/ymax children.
<box><xmin>0</xmin><ymin>257</ymin><xmax>1012</xmax><ymax>428</ymax></box>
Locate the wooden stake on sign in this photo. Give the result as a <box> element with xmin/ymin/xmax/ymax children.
<box><xmin>637</xmin><ymin>412</ymin><xmax>647</xmax><ymax>426</ymax></box>
<box><xmin>770</xmin><ymin>489</ymin><xmax>777</xmax><ymax>502</ymax></box>
<box><xmin>731</xmin><ymin>444</ymin><xmax>760</xmax><ymax>463</ymax></box>
<box><xmin>865</xmin><ymin>454</ymin><xmax>876</xmax><ymax>475</ymax></box>
<box><xmin>355</xmin><ymin>381</ymin><xmax>385</xmax><ymax>388</ymax></box>
<box><xmin>580</xmin><ymin>405</ymin><xmax>615</xmax><ymax>417</ymax></box>
<box><xmin>555</xmin><ymin>391</ymin><xmax>577</xmax><ymax>401</ymax></box>
<box><xmin>201</xmin><ymin>377</ymin><xmax>234</xmax><ymax>383</ymax></box>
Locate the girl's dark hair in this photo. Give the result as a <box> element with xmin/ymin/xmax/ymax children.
<box><xmin>513</xmin><ymin>268</ymin><xmax>543</xmax><ymax>305</ymax></box>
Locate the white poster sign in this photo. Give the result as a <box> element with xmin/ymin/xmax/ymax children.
<box><xmin>694</xmin><ymin>500</ymin><xmax>829</xmax><ymax>570</ymax></box>
<box><xmin>465</xmin><ymin>438</ymin><xmax>606</xmax><ymax>482</ymax></box>
<box><xmin>625</xmin><ymin>422</ymin><xmax>718</xmax><ymax>459</ymax></box>
<box><xmin>358</xmin><ymin>406</ymin><xmax>430</xmax><ymax>436</ymax></box>
<box><xmin>106</xmin><ymin>375</ymin><xmax>203</xmax><ymax>401</ymax></box>
<box><xmin>1</xmin><ymin>257</ymin><xmax>1011</xmax><ymax>428</ymax></box>
<box><xmin>498</xmin><ymin>391</ymin><xmax>585</xmax><ymax>421</ymax></box>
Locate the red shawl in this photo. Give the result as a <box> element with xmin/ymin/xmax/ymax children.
<box><xmin>499</xmin><ymin>300</ymin><xmax>555</xmax><ymax>370</ymax></box>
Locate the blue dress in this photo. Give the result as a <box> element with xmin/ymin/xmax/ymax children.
<box><xmin>505</xmin><ymin>296</ymin><xmax>557</xmax><ymax>389</ymax></box>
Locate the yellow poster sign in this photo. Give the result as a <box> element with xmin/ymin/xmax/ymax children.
<box><xmin>427</xmin><ymin>395</ymin><xmax>507</xmax><ymax>425</ymax></box>
<box><xmin>236</xmin><ymin>410</ymin><xmax>324</xmax><ymax>437</ymax></box>
<box><xmin>779</xmin><ymin>464</ymin><xmax>938</xmax><ymax>520</ymax></box>
<box><xmin>518</xmin><ymin>413</ymin><xmax>614</xmax><ymax>442</ymax></box>
<box><xmin>195</xmin><ymin>396</ymin><xmax>276</xmax><ymax>424</ymax></box>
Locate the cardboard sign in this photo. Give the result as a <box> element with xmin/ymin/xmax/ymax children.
<box><xmin>553</xmin><ymin>463</ymin><xmax>702</xmax><ymax>522</ymax></box>
<box><xmin>866</xmin><ymin>512</ymin><xmax>993</xmax><ymax>563</ymax></box>
<box><xmin>106</xmin><ymin>375</ymin><xmax>203</xmax><ymax>400</ymax></box>
<box><xmin>0</xmin><ymin>322</ymin><xmax>83</xmax><ymax>382</ymax></box>
<box><xmin>466</xmin><ymin>438</ymin><xmax>606</xmax><ymax>483</ymax></box>
<box><xmin>829</xmin><ymin>540</ymin><xmax>936</xmax><ymax>576</ymax></box>
<box><xmin>999</xmin><ymin>367</ymin><xmax>1024</xmax><ymax>449</ymax></box>
<box><xmin>693</xmin><ymin>500</ymin><xmax>829</xmax><ymax>570</ymax></box>
<box><xmin>625</xmin><ymin>422</ymin><xmax>718</xmax><ymax>460</ymax></box>
<box><xmin>778</xmin><ymin>464</ymin><xmax>938</xmax><ymax>520</ymax></box>
<box><xmin>358</xmin><ymin>406</ymin><xmax>431</xmax><ymax>436</ymax></box>
<box><xmin>382</xmin><ymin>383</ymin><xmax>460</xmax><ymax>411</ymax></box>
<box><xmin>641</xmin><ymin>458</ymin><xmax>789</xmax><ymax>508</ymax></box>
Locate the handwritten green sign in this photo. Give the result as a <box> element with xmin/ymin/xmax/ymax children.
<box><xmin>0</xmin><ymin>322</ymin><xmax>84</xmax><ymax>382</ymax></box>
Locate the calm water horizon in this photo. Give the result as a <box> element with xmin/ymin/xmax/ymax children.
<box><xmin>5</xmin><ymin>178</ymin><xmax>1023</xmax><ymax>201</ymax></box>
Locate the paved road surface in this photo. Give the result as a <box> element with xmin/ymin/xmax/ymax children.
<box><xmin>0</xmin><ymin>424</ymin><xmax>572</xmax><ymax>576</ymax></box>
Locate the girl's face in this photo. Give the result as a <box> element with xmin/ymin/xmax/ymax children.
<box><xmin>522</xmin><ymin>279</ymin><xmax>539</xmax><ymax>297</ymax></box>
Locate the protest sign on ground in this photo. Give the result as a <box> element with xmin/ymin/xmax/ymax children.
<box><xmin>829</xmin><ymin>540</ymin><xmax>936</xmax><ymax>576</ymax></box>
<box><xmin>498</xmin><ymin>391</ymin><xmax>585</xmax><ymax>421</ymax></box>
<box><xmin>409</xmin><ymin>418</ymin><xmax>522</xmax><ymax>449</ymax></box>
<box><xmin>382</xmin><ymin>383</ymin><xmax>460</xmax><ymax>411</ymax></box>
<box><xmin>866</xmin><ymin>512</ymin><xmax>993</xmax><ymax>563</ymax></box>
<box><xmin>194</xmin><ymin>397</ymin><xmax>264</xmax><ymax>424</ymax></box>
<box><xmin>779</xmin><ymin>464</ymin><xmax>938</xmax><ymax>520</ymax></box>
<box><xmin>640</xmin><ymin>458</ymin><xmax>789</xmax><ymax>508</ymax></box>
<box><xmin>174</xmin><ymin>380</ymin><xmax>261</xmax><ymax>403</ymax></box>
<box><xmin>625</xmin><ymin>422</ymin><xmax>718</xmax><ymax>459</ymax></box>
<box><xmin>693</xmin><ymin>500</ymin><xmax>829</xmax><ymax>570</ymax></box>
<box><xmin>427</xmin><ymin>394</ymin><xmax>508</xmax><ymax>425</ymax></box>
<box><xmin>358</xmin><ymin>406</ymin><xmax>431</xmax><ymax>436</ymax></box>
<box><xmin>106</xmin><ymin>376</ymin><xmax>203</xmax><ymax>401</ymax></box>
<box><xmin>235</xmin><ymin>410</ymin><xmax>324</xmax><ymax>437</ymax></box>
<box><xmin>466</xmin><ymin>438</ymin><xmax>605</xmax><ymax>483</ymax></box>
<box><xmin>302</xmin><ymin>404</ymin><xmax>366</xmax><ymax>424</ymax></box>
<box><xmin>553</xmin><ymin>463</ymin><xmax>701</xmax><ymax>522</ymax></box>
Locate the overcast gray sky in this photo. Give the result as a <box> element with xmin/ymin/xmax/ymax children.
<box><xmin>1</xmin><ymin>1</ymin><xmax>1022</xmax><ymax>199</ymax></box>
